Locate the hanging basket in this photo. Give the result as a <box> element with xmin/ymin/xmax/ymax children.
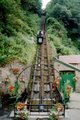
<box><xmin>55</xmin><ymin>103</ymin><xmax>64</xmax><ymax>112</ymax></box>
<box><xmin>19</xmin><ymin>77</ymin><xmax>25</xmax><ymax>83</ymax></box>
<box><xmin>8</xmin><ymin>85</ymin><xmax>15</xmax><ymax>91</ymax></box>
<box><xmin>2</xmin><ymin>76</ymin><xmax>10</xmax><ymax>84</ymax></box>
<box><xmin>73</xmin><ymin>76</ymin><xmax>78</xmax><ymax>82</ymax></box>
<box><xmin>15</xmin><ymin>102</ymin><xmax>25</xmax><ymax>110</ymax></box>
<box><xmin>11</xmin><ymin>67</ymin><xmax>20</xmax><ymax>75</ymax></box>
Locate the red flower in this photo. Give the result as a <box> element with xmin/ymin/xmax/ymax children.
<box><xmin>67</xmin><ymin>86</ymin><xmax>72</xmax><ymax>90</ymax></box>
<box><xmin>9</xmin><ymin>86</ymin><xmax>15</xmax><ymax>91</ymax></box>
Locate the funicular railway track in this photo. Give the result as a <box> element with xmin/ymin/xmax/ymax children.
<box><xmin>30</xmin><ymin>39</ymin><xmax>53</xmax><ymax>112</ymax></box>
<box><xmin>28</xmin><ymin>14</ymin><xmax>64</xmax><ymax>113</ymax></box>
<box><xmin>29</xmin><ymin>37</ymin><xmax>63</xmax><ymax>113</ymax></box>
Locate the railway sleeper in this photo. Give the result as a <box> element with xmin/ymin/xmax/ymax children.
<box><xmin>44</xmin><ymin>91</ymin><xmax>50</xmax><ymax>93</ymax></box>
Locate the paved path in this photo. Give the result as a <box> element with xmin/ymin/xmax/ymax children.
<box><xmin>68</xmin><ymin>92</ymin><xmax>80</xmax><ymax>109</ymax></box>
<box><xmin>65</xmin><ymin>92</ymin><xmax>80</xmax><ymax>120</ymax></box>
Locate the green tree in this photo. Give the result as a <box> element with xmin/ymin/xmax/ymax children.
<box><xmin>0</xmin><ymin>0</ymin><xmax>41</xmax><ymax>65</ymax></box>
<box><xmin>46</xmin><ymin>0</ymin><xmax>80</xmax><ymax>39</ymax></box>
<box><xmin>21</xmin><ymin>0</ymin><xmax>42</xmax><ymax>15</ymax></box>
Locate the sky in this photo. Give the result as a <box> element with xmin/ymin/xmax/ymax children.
<box><xmin>42</xmin><ymin>0</ymin><xmax>51</xmax><ymax>9</ymax></box>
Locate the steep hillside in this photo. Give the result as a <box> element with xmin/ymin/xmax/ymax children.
<box><xmin>46</xmin><ymin>0</ymin><xmax>80</xmax><ymax>56</ymax></box>
<box><xmin>0</xmin><ymin>0</ymin><xmax>41</xmax><ymax>65</ymax></box>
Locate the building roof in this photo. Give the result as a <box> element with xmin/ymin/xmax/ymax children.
<box><xmin>59</xmin><ymin>55</ymin><xmax>80</xmax><ymax>64</ymax></box>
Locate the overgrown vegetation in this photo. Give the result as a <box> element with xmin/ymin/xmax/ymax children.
<box><xmin>46</xmin><ymin>0</ymin><xmax>80</xmax><ymax>55</ymax></box>
<box><xmin>0</xmin><ymin>0</ymin><xmax>41</xmax><ymax>65</ymax></box>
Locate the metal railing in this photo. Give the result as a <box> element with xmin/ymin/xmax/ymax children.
<box><xmin>14</xmin><ymin>104</ymin><xmax>65</xmax><ymax>117</ymax></box>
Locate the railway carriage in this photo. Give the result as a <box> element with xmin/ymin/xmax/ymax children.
<box><xmin>37</xmin><ymin>30</ymin><xmax>44</xmax><ymax>44</ymax></box>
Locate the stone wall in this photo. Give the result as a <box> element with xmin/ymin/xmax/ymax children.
<box><xmin>0</xmin><ymin>60</ymin><xmax>31</xmax><ymax>95</ymax></box>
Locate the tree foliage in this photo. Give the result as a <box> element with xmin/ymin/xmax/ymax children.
<box><xmin>46</xmin><ymin>0</ymin><xmax>80</xmax><ymax>39</ymax></box>
<box><xmin>46</xmin><ymin>0</ymin><xmax>80</xmax><ymax>55</ymax></box>
<box><xmin>21</xmin><ymin>0</ymin><xmax>42</xmax><ymax>16</ymax></box>
<box><xmin>0</xmin><ymin>0</ymin><xmax>41</xmax><ymax>65</ymax></box>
